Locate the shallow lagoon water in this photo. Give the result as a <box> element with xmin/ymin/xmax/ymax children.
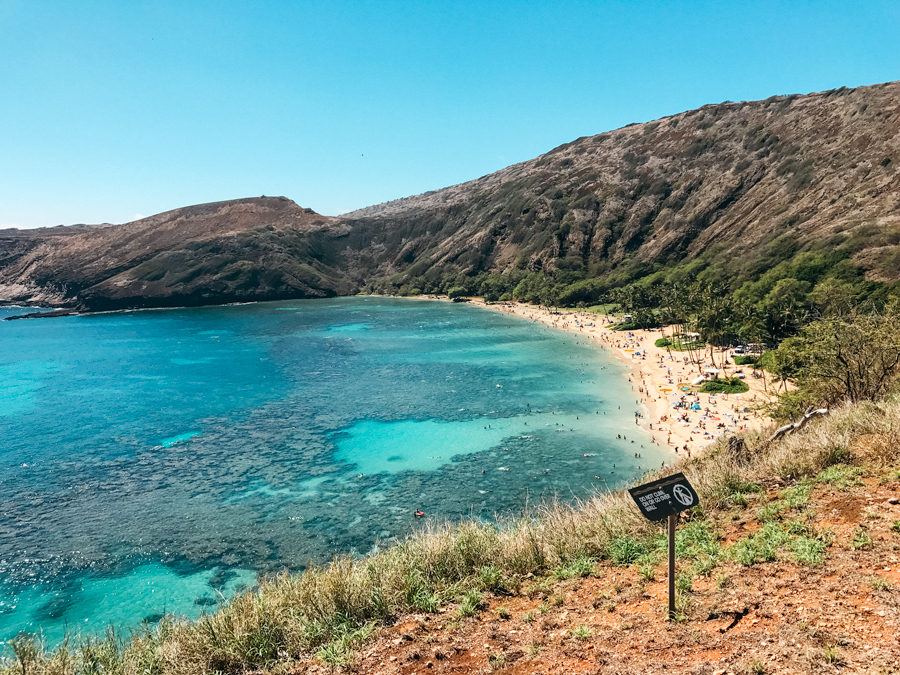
<box><xmin>0</xmin><ymin>298</ymin><xmax>666</xmax><ymax>646</ymax></box>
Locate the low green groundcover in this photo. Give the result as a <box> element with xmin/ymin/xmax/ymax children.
<box><xmin>699</xmin><ymin>377</ymin><xmax>750</xmax><ymax>394</ymax></box>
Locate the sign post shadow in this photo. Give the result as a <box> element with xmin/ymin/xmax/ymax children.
<box><xmin>628</xmin><ymin>472</ymin><xmax>699</xmax><ymax>620</ymax></box>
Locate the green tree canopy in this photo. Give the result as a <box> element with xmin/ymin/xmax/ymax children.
<box><xmin>772</xmin><ymin>303</ymin><xmax>900</xmax><ymax>408</ymax></box>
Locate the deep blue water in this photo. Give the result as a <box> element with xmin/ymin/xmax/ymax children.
<box><xmin>0</xmin><ymin>297</ymin><xmax>665</xmax><ymax>645</ymax></box>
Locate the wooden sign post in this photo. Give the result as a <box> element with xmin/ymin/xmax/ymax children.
<box><xmin>628</xmin><ymin>472</ymin><xmax>699</xmax><ymax>620</ymax></box>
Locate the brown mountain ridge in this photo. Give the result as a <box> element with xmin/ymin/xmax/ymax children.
<box><xmin>0</xmin><ymin>197</ymin><xmax>352</xmax><ymax>310</ymax></box>
<box><xmin>1</xmin><ymin>81</ymin><xmax>899</xmax><ymax>312</ymax></box>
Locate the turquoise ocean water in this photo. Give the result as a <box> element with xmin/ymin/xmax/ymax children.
<box><xmin>0</xmin><ymin>297</ymin><xmax>666</xmax><ymax>647</ymax></box>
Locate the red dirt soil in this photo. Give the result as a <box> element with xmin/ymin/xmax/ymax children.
<box><xmin>293</xmin><ymin>480</ymin><xmax>900</xmax><ymax>674</ymax></box>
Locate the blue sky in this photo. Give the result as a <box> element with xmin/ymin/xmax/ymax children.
<box><xmin>2</xmin><ymin>0</ymin><xmax>898</xmax><ymax>228</ymax></box>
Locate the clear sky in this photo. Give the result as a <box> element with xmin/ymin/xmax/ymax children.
<box><xmin>2</xmin><ymin>0</ymin><xmax>899</xmax><ymax>229</ymax></box>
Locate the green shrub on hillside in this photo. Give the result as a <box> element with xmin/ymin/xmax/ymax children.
<box><xmin>552</xmin><ymin>556</ymin><xmax>596</xmax><ymax>580</ymax></box>
<box><xmin>606</xmin><ymin>536</ymin><xmax>652</xmax><ymax>566</ymax></box>
<box><xmin>655</xmin><ymin>337</ymin><xmax>671</xmax><ymax>347</ymax></box>
<box><xmin>768</xmin><ymin>303</ymin><xmax>900</xmax><ymax>416</ymax></box>
<box><xmin>733</xmin><ymin>355</ymin><xmax>757</xmax><ymax>365</ymax></box>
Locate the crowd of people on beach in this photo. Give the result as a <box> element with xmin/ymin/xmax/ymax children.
<box><xmin>485</xmin><ymin>301</ymin><xmax>772</xmax><ymax>457</ymax></box>
<box><xmin>410</xmin><ymin>298</ymin><xmax>776</xmax><ymax>519</ymax></box>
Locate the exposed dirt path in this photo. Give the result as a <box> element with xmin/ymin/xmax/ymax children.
<box><xmin>293</xmin><ymin>471</ymin><xmax>900</xmax><ymax>674</ymax></box>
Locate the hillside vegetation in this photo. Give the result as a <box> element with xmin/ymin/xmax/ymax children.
<box><xmin>1</xmin><ymin>82</ymin><xmax>899</xmax><ymax>313</ymax></box>
<box><xmin>355</xmin><ymin>81</ymin><xmax>900</xmax><ymax>306</ymax></box>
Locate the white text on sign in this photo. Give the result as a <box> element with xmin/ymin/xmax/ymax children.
<box><xmin>638</xmin><ymin>489</ymin><xmax>671</xmax><ymax>512</ymax></box>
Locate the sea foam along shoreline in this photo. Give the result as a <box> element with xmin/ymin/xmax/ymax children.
<box><xmin>454</xmin><ymin>298</ymin><xmax>779</xmax><ymax>459</ymax></box>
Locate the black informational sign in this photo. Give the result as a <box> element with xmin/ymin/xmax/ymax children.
<box><xmin>628</xmin><ymin>472</ymin><xmax>699</xmax><ymax>521</ymax></box>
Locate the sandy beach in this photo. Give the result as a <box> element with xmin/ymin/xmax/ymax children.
<box><xmin>457</xmin><ymin>299</ymin><xmax>779</xmax><ymax>459</ymax></box>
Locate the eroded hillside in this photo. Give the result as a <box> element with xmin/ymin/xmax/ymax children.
<box><xmin>0</xmin><ymin>197</ymin><xmax>353</xmax><ymax>310</ymax></box>
<box><xmin>2</xmin><ymin>82</ymin><xmax>899</xmax><ymax>311</ymax></box>
<box><xmin>344</xmin><ymin>82</ymin><xmax>900</xmax><ymax>293</ymax></box>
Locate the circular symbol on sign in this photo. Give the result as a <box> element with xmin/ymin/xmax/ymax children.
<box><xmin>673</xmin><ymin>484</ymin><xmax>694</xmax><ymax>506</ymax></box>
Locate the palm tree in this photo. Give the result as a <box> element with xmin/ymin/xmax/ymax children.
<box><xmin>694</xmin><ymin>283</ymin><xmax>735</xmax><ymax>371</ymax></box>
